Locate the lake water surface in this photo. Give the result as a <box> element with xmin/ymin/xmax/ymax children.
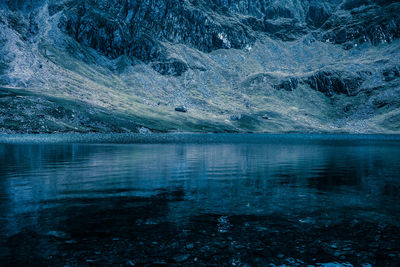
<box><xmin>0</xmin><ymin>134</ymin><xmax>400</xmax><ymax>266</ymax></box>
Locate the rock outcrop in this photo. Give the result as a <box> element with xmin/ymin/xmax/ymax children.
<box><xmin>321</xmin><ymin>2</ymin><xmax>400</xmax><ymax>49</ymax></box>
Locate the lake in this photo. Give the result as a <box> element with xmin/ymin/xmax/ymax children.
<box><xmin>0</xmin><ymin>134</ymin><xmax>400</xmax><ymax>266</ymax></box>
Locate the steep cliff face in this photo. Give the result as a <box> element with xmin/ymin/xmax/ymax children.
<box><xmin>60</xmin><ymin>0</ymin><xmax>400</xmax><ymax>64</ymax></box>
<box><xmin>0</xmin><ymin>0</ymin><xmax>400</xmax><ymax>133</ymax></box>
<box><xmin>59</xmin><ymin>0</ymin><xmax>338</xmax><ymax>75</ymax></box>
<box><xmin>61</xmin><ymin>0</ymin><xmax>254</xmax><ymax>75</ymax></box>
<box><xmin>321</xmin><ymin>2</ymin><xmax>400</xmax><ymax>49</ymax></box>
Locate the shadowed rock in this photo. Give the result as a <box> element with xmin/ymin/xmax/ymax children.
<box><xmin>304</xmin><ymin>70</ymin><xmax>363</xmax><ymax>96</ymax></box>
<box><xmin>321</xmin><ymin>3</ymin><xmax>400</xmax><ymax>48</ymax></box>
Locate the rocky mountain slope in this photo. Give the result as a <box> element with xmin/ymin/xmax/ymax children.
<box><xmin>0</xmin><ymin>0</ymin><xmax>399</xmax><ymax>133</ymax></box>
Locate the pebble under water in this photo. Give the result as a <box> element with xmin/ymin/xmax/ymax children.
<box><xmin>0</xmin><ymin>134</ymin><xmax>400</xmax><ymax>266</ymax></box>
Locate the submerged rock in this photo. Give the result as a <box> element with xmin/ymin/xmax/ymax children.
<box><xmin>127</xmin><ymin>260</ymin><xmax>135</xmax><ymax>266</ymax></box>
<box><xmin>173</xmin><ymin>254</ymin><xmax>190</xmax><ymax>263</ymax></box>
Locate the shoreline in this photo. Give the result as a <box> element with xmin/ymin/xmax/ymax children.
<box><xmin>1</xmin><ymin>132</ymin><xmax>400</xmax><ymax>145</ymax></box>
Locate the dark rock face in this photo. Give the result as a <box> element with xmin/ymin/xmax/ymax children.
<box><xmin>342</xmin><ymin>0</ymin><xmax>397</xmax><ymax>10</ymax></box>
<box><xmin>307</xmin><ymin>2</ymin><xmax>333</xmax><ymax>28</ymax></box>
<box><xmin>6</xmin><ymin>0</ymin><xmax>46</xmax><ymax>11</ymax></box>
<box><xmin>272</xmin><ymin>70</ymin><xmax>364</xmax><ymax>96</ymax></box>
<box><xmin>321</xmin><ymin>3</ymin><xmax>400</xmax><ymax>48</ymax></box>
<box><xmin>57</xmin><ymin>0</ymin><xmax>337</xmax><ymax>70</ymax></box>
<box><xmin>263</xmin><ymin>18</ymin><xmax>308</xmax><ymax>41</ymax></box>
<box><xmin>342</xmin><ymin>0</ymin><xmax>374</xmax><ymax>10</ymax></box>
<box><xmin>383</xmin><ymin>66</ymin><xmax>400</xmax><ymax>82</ymax></box>
<box><xmin>53</xmin><ymin>0</ymin><xmax>400</xmax><ymax>77</ymax></box>
<box><xmin>304</xmin><ymin>71</ymin><xmax>363</xmax><ymax>96</ymax></box>
<box><xmin>61</xmin><ymin>0</ymin><xmax>254</xmax><ymax>75</ymax></box>
<box><xmin>152</xmin><ymin>59</ymin><xmax>188</xmax><ymax>77</ymax></box>
<box><xmin>274</xmin><ymin>78</ymin><xmax>299</xmax><ymax>92</ymax></box>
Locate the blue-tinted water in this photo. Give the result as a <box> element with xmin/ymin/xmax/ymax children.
<box><xmin>0</xmin><ymin>134</ymin><xmax>399</xmax><ymax>266</ymax></box>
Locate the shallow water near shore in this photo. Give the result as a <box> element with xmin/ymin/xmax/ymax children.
<box><xmin>0</xmin><ymin>134</ymin><xmax>400</xmax><ymax>266</ymax></box>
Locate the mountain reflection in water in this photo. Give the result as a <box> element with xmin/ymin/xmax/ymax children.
<box><xmin>0</xmin><ymin>134</ymin><xmax>399</xmax><ymax>266</ymax></box>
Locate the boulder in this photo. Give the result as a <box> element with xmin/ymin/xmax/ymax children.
<box><xmin>175</xmin><ymin>106</ymin><xmax>187</xmax><ymax>113</ymax></box>
<box><xmin>262</xmin><ymin>115</ymin><xmax>270</xmax><ymax>120</ymax></box>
